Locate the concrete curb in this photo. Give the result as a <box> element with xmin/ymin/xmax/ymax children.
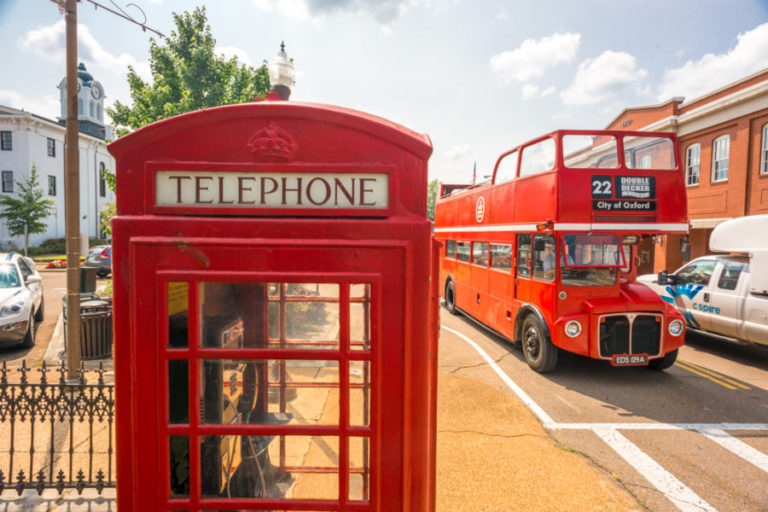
<box><xmin>43</xmin><ymin>313</ymin><xmax>65</xmax><ymax>365</ymax></box>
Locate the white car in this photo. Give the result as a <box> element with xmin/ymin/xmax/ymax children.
<box><xmin>0</xmin><ymin>252</ymin><xmax>44</xmax><ymax>347</ymax></box>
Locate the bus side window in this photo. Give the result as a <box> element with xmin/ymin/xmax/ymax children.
<box><xmin>457</xmin><ymin>241</ymin><xmax>470</xmax><ymax>262</ymax></box>
<box><xmin>517</xmin><ymin>234</ymin><xmax>531</xmax><ymax>277</ymax></box>
<box><xmin>472</xmin><ymin>242</ymin><xmax>489</xmax><ymax>266</ymax></box>
<box><xmin>446</xmin><ymin>240</ymin><xmax>456</xmax><ymax>259</ymax></box>
<box><xmin>490</xmin><ymin>244</ymin><xmax>512</xmax><ymax>271</ymax></box>
<box><xmin>532</xmin><ymin>235</ymin><xmax>556</xmax><ymax>282</ymax></box>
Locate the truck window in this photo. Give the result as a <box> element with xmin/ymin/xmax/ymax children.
<box><xmin>675</xmin><ymin>260</ymin><xmax>716</xmax><ymax>286</ymax></box>
<box><xmin>717</xmin><ymin>261</ymin><xmax>746</xmax><ymax>290</ymax></box>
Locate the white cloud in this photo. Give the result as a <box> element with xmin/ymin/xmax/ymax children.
<box><xmin>0</xmin><ymin>90</ymin><xmax>60</xmax><ymax>120</ymax></box>
<box><xmin>217</xmin><ymin>45</ymin><xmax>253</xmax><ymax>67</ymax></box>
<box><xmin>658</xmin><ymin>22</ymin><xmax>768</xmax><ymax>101</ymax></box>
<box><xmin>559</xmin><ymin>50</ymin><xmax>647</xmax><ymax>106</ymax></box>
<box><xmin>18</xmin><ymin>21</ymin><xmax>138</xmax><ymax>76</ymax></box>
<box><xmin>444</xmin><ymin>144</ymin><xmax>472</xmax><ymax>160</ymax></box>
<box><xmin>521</xmin><ymin>84</ymin><xmax>556</xmax><ymax>99</ymax></box>
<box><xmin>251</xmin><ymin>0</ymin><xmax>423</xmax><ymax>25</ymax></box>
<box><xmin>489</xmin><ymin>32</ymin><xmax>580</xmax><ymax>84</ymax></box>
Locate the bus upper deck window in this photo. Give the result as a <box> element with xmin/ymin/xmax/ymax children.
<box><xmin>519</xmin><ymin>138</ymin><xmax>555</xmax><ymax>178</ymax></box>
<box><xmin>623</xmin><ymin>136</ymin><xmax>675</xmax><ymax>170</ymax></box>
<box><xmin>563</xmin><ymin>135</ymin><xmax>619</xmax><ymax>169</ymax></box>
<box><xmin>494</xmin><ymin>150</ymin><xmax>518</xmax><ymax>184</ymax></box>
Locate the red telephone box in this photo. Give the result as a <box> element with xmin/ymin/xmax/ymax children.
<box><xmin>108</xmin><ymin>100</ymin><xmax>438</xmax><ymax>511</ymax></box>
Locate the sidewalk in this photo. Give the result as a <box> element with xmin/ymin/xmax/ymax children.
<box><xmin>2</xmin><ymin>322</ymin><xmax>641</xmax><ymax>511</ymax></box>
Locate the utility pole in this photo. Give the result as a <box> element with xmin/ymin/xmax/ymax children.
<box><xmin>64</xmin><ymin>0</ymin><xmax>81</xmax><ymax>381</ymax></box>
<box><xmin>52</xmin><ymin>0</ymin><xmax>163</xmax><ymax>381</ymax></box>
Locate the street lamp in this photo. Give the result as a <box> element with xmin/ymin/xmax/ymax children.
<box><xmin>267</xmin><ymin>42</ymin><xmax>296</xmax><ymax>101</ymax></box>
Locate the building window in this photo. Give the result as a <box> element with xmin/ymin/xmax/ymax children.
<box><xmin>761</xmin><ymin>124</ymin><xmax>768</xmax><ymax>175</ymax></box>
<box><xmin>685</xmin><ymin>144</ymin><xmax>700</xmax><ymax>186</ymax></box>
<box><xmin>0</xmin><ymin>131</ymin><xmax>11</xmax><ymax>150</ymax></box>
<box><xmin>99</xmin><ymin>162</ymin><xmax>106</xmax><ymax>197</ymax></box>
<box><xmin>48</xmin><ymin>175</ymin><xmax>56</xmax><ymax>196</ymax></box>
<box><xmin>712</xmin><ymin>135</ymin><xmax>729</xmax><ymax>182</ymax></box>
<box><xmin>47</xmin><ymin>138</ymin><xmax>56</xmax><ymax>157</ymax></box>
<box><xmin>2</xmin><ymin>171</ymin><xmax>13</xmax><ymax>193</ymax></box>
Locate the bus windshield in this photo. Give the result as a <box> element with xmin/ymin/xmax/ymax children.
<box><xmin>561</xmin><ymin>234</ymin><xmax>623</xmax><ymax>267</ymax></box>
<box><xmin>559</xmin><ymin>234</ymin><xmax>622</xmax><ymax>287</ymax></box>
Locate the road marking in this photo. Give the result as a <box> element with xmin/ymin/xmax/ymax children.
<box><xmin>696</xmin><ymin>428</ymin><xmax>768</xmax><ymax>474</ymax></box>
<box><xmin>675</xmin><ymin>362</ymin><xmax>737</xmax><ymax>390</ymax></box>
<box><xmin>681</xmin><ymin>361</ymin><xmax>750</xmax><ymax>390</ymax></box>
<box><xmin>441</xmin><ymin>326</ymin><xmax>555</xmax><ymax>425</ymax></box>
<box><xmin>440</xmin><ymin>324</ymin><xmax>768</xmax><ymax>512</ymax></box>
<box><xmin>593</xmin><ymin>427</ymin><xmax>717</xmax><ymax>512</ymax></box>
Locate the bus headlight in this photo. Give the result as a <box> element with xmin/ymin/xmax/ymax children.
<box><xmin>565</xmin><ymin>320</ymin><xmax>582</xmax><ymax>338</ymax></box>
<box><xmin>668</xmin><ymin>319</ymin><xmax>684</xmax><ymax>336</ymax></box>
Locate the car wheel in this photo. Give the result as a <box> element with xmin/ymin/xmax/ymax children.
<box><xmin>35</xmin><ymin>297</ymin><xmax>44</xmax><ymax>322</ymax></box>
<box><xmin>21</xmin><ymin>313</ymin><xmax>35</xmax><ymax>348</ymax></box>
<box><xmin>521</xmin><ymin>315</ymin><xmax>558</xmax><ymax>373</ymax></box>
<box><xmin>648</xmin><ymin>349</ymin><xmax>678</xmax><ymax>371</ymax></box>
<box><xmin>444</xmin><ymin>279</ymin><xmax>458</xmax><ymax>315</ymax></box>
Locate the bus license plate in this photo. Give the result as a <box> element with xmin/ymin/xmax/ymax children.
<box><xmin>612</xmin><ymin>354</ymin><xmax>648</xmax><ymax>366</ymax></box>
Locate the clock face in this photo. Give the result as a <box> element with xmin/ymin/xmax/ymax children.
<box><xmin>91</xmin><ymin>83</ymin><xmax>103</xmax><ymax>100</ymax></box>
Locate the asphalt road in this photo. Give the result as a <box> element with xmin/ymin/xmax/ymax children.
<box><xmin>438</xmin><ymin>307</ymin><xmax>768</xmax><ymax>512</ymax></box>
<box><xmin>0</xmin><ymin>269</ymin><xmax>66</xmax><ymax>365</ymax></box>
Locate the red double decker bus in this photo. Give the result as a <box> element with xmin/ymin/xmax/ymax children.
<box><xmin>434</xmin><ymin>130</ymin><xmax>688</xmax><ymax>373</ymax></box>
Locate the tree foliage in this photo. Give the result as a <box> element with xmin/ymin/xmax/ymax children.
<box><xmin>107</xmin><ymin>6</ymin><xmax>271</xmax><ymax>136</ymax></box>
<box><xmin>99</xmin><ymin>201</ymin><xmax>116</xmax><ymax>238</ymax></box>
<box><xmin>426</xmin><ymin>179</ymin><xmax>440</xmax><ymax>221</ymax></box>
<box><xmin>0</xmin><ymin>164</ymin><xmax>55</xmax><ymax>254</ymax></box>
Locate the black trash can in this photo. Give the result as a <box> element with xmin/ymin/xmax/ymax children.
<box><xmin>62</xmin><ymin>295</ymin><xmax>113</xmax><ymax>360</ymax></box>
<box><xmin>81</xmin><ymin>267</ymin><xmax>98</xmax><ymax>293</ymax></box>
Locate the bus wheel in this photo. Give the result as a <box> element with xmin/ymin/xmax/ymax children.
<box><xmin>648</xmin><ymin>349</ymin><xmax>678</xmax><ymax>370</ymax></box>
<box><xmin>521</xmin><ymin>315</ymin><xmax>557</xmax><ymax>373</ymax></box>
<box><xmin>444</xmin><ymin>280</ymin><xmax>458</xmax><ymax>315</ymax></box>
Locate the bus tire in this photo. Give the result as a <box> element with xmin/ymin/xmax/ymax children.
<box><xmin>444</xmin><ymin>279</ymin><xmax>458</xmax><ymax>315</ymax></box>
<box><xmin>521</xmin><ymin>315</ymin><xmax>557</xmax><ymax>373</ymax></box>
<box><xmin>648</xmin><ymin>349</ymin><xmax>677</xmax><ymax>371</ymax></box>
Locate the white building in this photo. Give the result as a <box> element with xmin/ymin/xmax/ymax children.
<box><xmin>0</xmin><ymin>63</ymin><xmax>116</xmax><ymax>249</ymax></box>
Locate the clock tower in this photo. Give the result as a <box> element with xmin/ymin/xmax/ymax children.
<box><xmin>57</xmin><ymin>62</ymin><xmax>108</xmax><ymax>140</ymax></box>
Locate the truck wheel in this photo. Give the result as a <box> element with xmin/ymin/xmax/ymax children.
<box><xmin>21</xmin><ymin>314</ymin><xmax>35</xmax><ymax>348</ymax></box>
<box><xmin>521</xmin><ymin>315</ymin><xmax>558</xmax><ymax>373</ymax></box>
<box><xmin>444</xmin><ymin>280</ymin><xmax>458</xmax><ymax>315</ymax></box>
<box><xmin>648</xmin><ymin>349</ymin><xmax>678</xmax><ymax>371</ymax></box>
<box><xmin>35</xmin><ymin>297</ymin><xmax>44</xmax><ymax>322</ymax></box>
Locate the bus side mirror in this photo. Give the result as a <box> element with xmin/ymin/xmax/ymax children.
<box><xmin>658</xmin><ymin>271</ymin><xmax>676</xmax><ymax>286</ymax></box>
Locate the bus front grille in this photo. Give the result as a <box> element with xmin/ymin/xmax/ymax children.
<box><xmin>599</xmin><ymin>314</ymin><xmax>662</xmax><ymax>357</ymax></box>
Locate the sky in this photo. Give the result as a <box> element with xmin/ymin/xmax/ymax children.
<box><xmin>1</xmin><ymin>0</ymin><xmax>767</xmax><ymax>183</ymax></box>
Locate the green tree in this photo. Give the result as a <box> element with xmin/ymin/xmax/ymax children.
<box><xmin>99</xmin><ymin>201</ymin><xmax>116</xmax><ymax>238</ymax></box>
<box><xmin>107</xmin><ymin>6</ymin><xmax>271</xmax><ymax>136</ymax></box>
<box><xmin>0</xmin><ymin>164</ymin><xmax>55</xmax><ymax>255</ymax></box>
<box><xmin>426</xmin><ymin>179</ymin><xmax>440</xmax><ymax>221</ymax></box>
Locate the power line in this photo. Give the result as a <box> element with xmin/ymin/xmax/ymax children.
<box><xmin>51</xmin><ymin>0</ymin><xmax>166</xmax><ymax>38</ymax></box>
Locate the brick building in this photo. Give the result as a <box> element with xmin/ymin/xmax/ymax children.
<box><xmin>605</xmin><ymin>68</ymin><xmax>768</xmax><ymax>274</ymax></box>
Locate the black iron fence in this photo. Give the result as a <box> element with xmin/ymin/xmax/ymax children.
<box><xmin>0</xmin><ymin>361</ymin><xmax>115</xmax><ymax>496</ymax></box>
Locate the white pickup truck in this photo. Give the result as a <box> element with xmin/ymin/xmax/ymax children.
<box><xmin>637</xmin><ymin>215</ymin><xmax>768</xmax><ymax>346</ymax></box>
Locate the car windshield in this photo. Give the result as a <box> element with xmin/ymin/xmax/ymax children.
<box><xmin>0</xmin><ymin>263</ymin><xmax>21</xmax><ymax>288</ymax></box>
